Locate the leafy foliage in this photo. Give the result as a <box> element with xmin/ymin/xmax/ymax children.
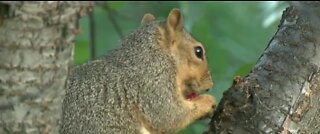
<box><xmin>74</xmin><ymin>2</ymin><xmax>287</xmax><ymax>134</ymax></box>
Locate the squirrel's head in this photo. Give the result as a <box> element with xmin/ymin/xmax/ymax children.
<box><xmin>141</xmin><ymin>9</ymin><xmax>214</xmax><ymax>101</ymax></box>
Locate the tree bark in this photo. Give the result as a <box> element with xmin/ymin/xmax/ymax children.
<box><xmin>207</xmin><ymin>2</ymin><xmax>320</xmax><ymax>134</ymax></box>
<box><xmin>0</xmin><ymin>2</ymin><xmax>91</xmax><ymax>134</ymax></box>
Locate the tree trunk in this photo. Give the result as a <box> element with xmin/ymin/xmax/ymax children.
<box><xmin>207</xmin><ymin>2</ymin><xmax>320</xmax><ymax>134</ymax></box>
<box><xmin>0</xmin><ymin>2</ymin><xmax>91</xmax><ymax>134</ymax></box>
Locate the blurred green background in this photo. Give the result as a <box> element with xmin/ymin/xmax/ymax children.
<box><xmin>74</xmin><ymin>1</ymin><xmax>288</xmax><ymax>134</ymax></box>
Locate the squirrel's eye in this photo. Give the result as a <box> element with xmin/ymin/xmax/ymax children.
<box><xmin>194</xmin><ymin>46</ymin><xmax>203</xmax><ymax>60</ymax></box>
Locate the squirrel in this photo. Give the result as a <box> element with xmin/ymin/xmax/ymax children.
<box><xmin>60</xmin><ymin>8</ymin><xmax>216</xmax><ymax>134</ymax></box>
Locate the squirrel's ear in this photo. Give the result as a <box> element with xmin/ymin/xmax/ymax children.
<box><xmin>167</xmin><ymin>8</ymin><xmax>183</xmax><ymax>31</ymax></box>
<box><xmin>141</xmin><ymin>13</ymin><xmax>156</xmax><ymax>25</ymax></box>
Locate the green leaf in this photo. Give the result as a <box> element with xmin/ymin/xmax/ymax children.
<box><xmin>74</xmin><ymin>40</ymin><xmax>90</xmax><ymax>65</ymax></box>
<box><xmin>234</xmin><ymin>62</ymin><xmax>256</xmax><ymax>77</ymax></box>
<box><xmin>108</xmin><ymin>1</ymin><xmax>126</xmax><ymax>10</ymax></box>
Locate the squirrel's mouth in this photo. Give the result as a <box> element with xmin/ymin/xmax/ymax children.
<box><xmin>184</xmin><ymin>88</ymin><xmax>209</xmax><ymax>101</ymax></box>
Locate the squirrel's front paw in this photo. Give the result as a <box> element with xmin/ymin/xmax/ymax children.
<box><xmin>193</xmin><ymin>95</ymin><xmax>216</xmax><ymax>120</ymax></box>
<box><xmin>202</xmin><ymin>95</ymin><xmax>216</xmax><ymax>118</ymax></box>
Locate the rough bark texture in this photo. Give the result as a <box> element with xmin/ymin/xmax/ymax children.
<box><xmin>207</xmin><ymin>2</ymin><xmax>320</xmax><ymax>134</ymax></box>
<box><xmin>0</xmin><ymin>2</ymin><xmax>91</xmax><ymax>134</ymax></box>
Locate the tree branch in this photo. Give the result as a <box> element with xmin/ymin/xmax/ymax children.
<box><xmin>0</xmin><ymin>2</ymin><xmax>92</xmax><ymax>133</ymax></box>
<box><xmin>104</xmin><ymin>2</ymin><xmax>124</xmax><ymax>39</ymax></box>
<box><xmin>88</xmin><ymin>7</ymin><xmax>96</xmax><ymax>60</ymax></box>
<box><xmin>207</xmin><ymin>2</ymin><xmax>320</xmax><ymax>134</ymax></box>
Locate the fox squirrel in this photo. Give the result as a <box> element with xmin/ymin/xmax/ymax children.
<box><xmin>60</xmin><ymin>8</ymin><xmax>216</xmax><ymax>134</ymax></box>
